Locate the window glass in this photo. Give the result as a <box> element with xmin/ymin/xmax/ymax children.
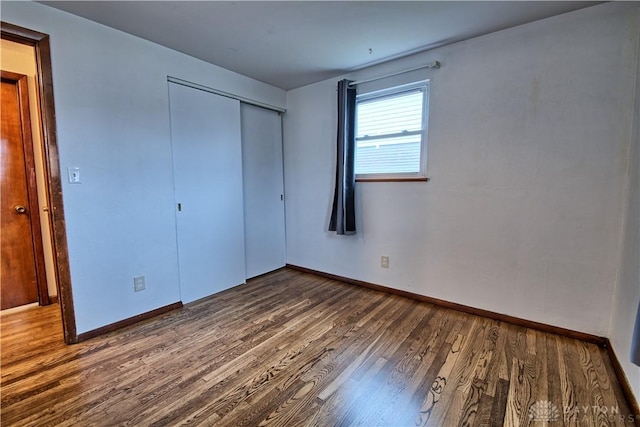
<box><xmin>355</xmin><ymin>81</ymin><xmax>429</xmax><ymax>180</ymax></box>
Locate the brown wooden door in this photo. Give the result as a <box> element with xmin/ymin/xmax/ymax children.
<box><xmin>1</xmin><ymin>71</ymin><xmax>48</xmax><ymax>310</ymax></box>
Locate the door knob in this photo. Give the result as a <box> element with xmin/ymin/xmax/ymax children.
<box><xmin>15</xmin><ymin>205</ymin><xmax>26</xmax><ymax>214</ymax></box>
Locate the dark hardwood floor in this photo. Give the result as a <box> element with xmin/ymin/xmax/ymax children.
<box><xmin>1</xmin><ymin>268</ymin><xmax>636</xmax><ymax>426</ymax></box>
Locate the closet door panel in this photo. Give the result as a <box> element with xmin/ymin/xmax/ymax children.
<box><xmin>169</xmin><ymin>82</ymin><xmax>245</xmax><ymax>303</ymax></box>
<box><xmin>241</xmin><ymin>104</ymin><xmax>286</xmax><ymax>279</ymax></box>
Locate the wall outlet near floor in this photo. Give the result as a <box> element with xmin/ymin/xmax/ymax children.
<box><xmin>133</xmin><ymin>275</ymin><xmax>146</xmax><ymax>292</ymax></box>
<box><xmin>381</xmin><ymin>256</ymin><xmax>389</xmax><ymax>269</ymax></box>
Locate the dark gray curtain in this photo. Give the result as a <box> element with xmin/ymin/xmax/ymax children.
<box><xmin>329</xmin><ymin>79</ymin><xmax>357</xmax><ymax>235</ymax></box>
<box><xmin>632</xmin><ymin>300</ymin><xmax>640</xmax><ymax>366</ymax></box>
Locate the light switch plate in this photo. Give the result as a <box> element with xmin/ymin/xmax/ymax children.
<box><xmin>68</xmin><ymin>167</ymin><xmax>81</xmax><ymax>184</ymax></box>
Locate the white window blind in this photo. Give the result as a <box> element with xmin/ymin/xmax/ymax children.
<box><xmin>355</xmin><ymin>81</ymin><xmax>429</xmax><ymax>179</ymax></box>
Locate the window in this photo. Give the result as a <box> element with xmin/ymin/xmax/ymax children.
<box><xmin>355</xmin><ymin>81</ymin><xmax>429</xmax><ymax>181</ymax></box>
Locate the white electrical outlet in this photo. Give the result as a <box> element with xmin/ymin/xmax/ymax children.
<box><xmin>381</xmin><ymin>256</ymin><xmax>389</xmax><ymax>269</ymax></box>
<box><xmin>133</xmin><ymin>275</ymin><xmax>146</xmax><ymax>292</ymax></box>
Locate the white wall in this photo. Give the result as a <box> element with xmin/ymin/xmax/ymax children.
<box><xmin>2</xmin><ymin>1</ymin><xmax>286</xmax><ymax>334</ymax></box>
<box><xmin>284</xmin><ymin>2</ymin><xmax>639</xmax><ymax>337</ymax></box>
<box><xmin>610</xmin><ymin>22</ymin><xmax>640</xmax><ymax>397</ymax></box>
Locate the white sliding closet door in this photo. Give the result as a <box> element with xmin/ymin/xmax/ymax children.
<box><xmin>241</xmin><ymin>104</ymin><xmax>286</xmax><ymax>279</ymax></box>
<box><xmin>169</xmin><ymin>82</ymin><xmax>245</xmax><ymax>303</ymax></box>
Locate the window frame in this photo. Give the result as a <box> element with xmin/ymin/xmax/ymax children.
<box><xmin>354</xmin><ymin>80</ymin><xmax>430</xmax><ymax>182</ymax></box>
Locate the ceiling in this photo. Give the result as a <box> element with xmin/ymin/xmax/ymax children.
<box><xmin>40</xmin><ymin>1</ymin><xmax>600</xmax><ymax>90</ymax></box>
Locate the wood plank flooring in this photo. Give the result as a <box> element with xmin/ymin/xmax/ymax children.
<box><xmin>1</xmin><ymin>268</ymin><xmax>637</xmax><ymax>426</ymax></box>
